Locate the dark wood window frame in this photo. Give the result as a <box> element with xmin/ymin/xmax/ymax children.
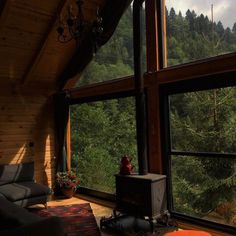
<box><xmin>68</xmin><ymin>75</ymin><xmax>139</xmax><ymax>199</ymax></box>
<box><xmin>152</xmin><ymin>0</ymin><xmax>236</xmax><ymax>234</ymax></box>
<box><xmin>159</xmin><ymin>71</ymin><xmax>236</xmax><ymax>235</ymax></box>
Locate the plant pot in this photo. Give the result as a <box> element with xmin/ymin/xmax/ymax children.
<box><xmin>61</xmin><ymin>187</ymin><xmax>75</xmax><ymax>198</ymax></box>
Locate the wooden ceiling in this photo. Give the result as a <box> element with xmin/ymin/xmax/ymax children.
<box><xmin>0</xmin><ymin>0</ymin><xmax>105</xmax><ymax>89</ymax></box>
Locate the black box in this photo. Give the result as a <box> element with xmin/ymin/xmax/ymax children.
<box><xmin>115</xmin><ymin>173</ymin><xmax>167</xmax><ymax>218</ymax></box>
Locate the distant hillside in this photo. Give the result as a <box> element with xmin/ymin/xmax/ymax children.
<box><xmin>166</xmin><ymin>7</ymin><xmax>236</xmax><ymax>66</ymax></box>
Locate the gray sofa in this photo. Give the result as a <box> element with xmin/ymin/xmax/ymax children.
<box><xmin>0</xmin><ymin>162</ymin><xmax>65</xmax><ymax>235</ymax></box>
<box><xmin>0</xmin><ymin>162</ymin><xmax>51</xmax><ymax>207</ymax></box>
<box><xmin>0</xmin><ymin>197</ymin><xmax>65</xmax><ymax>236</ymax></box>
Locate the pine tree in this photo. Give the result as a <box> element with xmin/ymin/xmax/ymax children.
<box><xmin>170</xmin><ymin>88</ymin><xmax>236</xmax><ymax>223</ymax></box>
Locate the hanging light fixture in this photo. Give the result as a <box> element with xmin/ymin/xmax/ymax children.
<box><xmin>57</xmin><ymin>0</ymin><xmax>103</xmax><ymax>49</ymax></box>
<box><xmin>91</xmin><ymin>7</ymin><xmax>104</xmax><ymax>53</ymax></box>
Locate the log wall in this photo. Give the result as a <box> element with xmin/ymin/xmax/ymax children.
<box><xmin>0</xmin><ymin>83</ymin><xmax>55</xmax><ymax>187</ymax></box>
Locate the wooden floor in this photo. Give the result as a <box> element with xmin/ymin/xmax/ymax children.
<box><xmin>45</xmin><ymin>194</ymin><xmax>233</xmax><ymax>236</ymax></box>
<box><xmin>47</xmin><ymin>194</ymin><xmax>115</xmax><ymax>236</ymax></box>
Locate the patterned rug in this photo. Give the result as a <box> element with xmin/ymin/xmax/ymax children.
<box><xmin>31</xmin><ymin>203</ymin><xmax>101</xmax><ymax>236</ymax></box>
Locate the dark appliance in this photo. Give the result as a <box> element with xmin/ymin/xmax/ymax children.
<box><xmin>115</xmin><ymin>173</ymin><xmax>167</xmax><ymax>219</ymax></box>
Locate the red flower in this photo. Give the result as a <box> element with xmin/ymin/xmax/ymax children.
<box><xmin>56</xmin><ymin>171</ymin><xmax>80</xmax><ymax>190</ymax></box>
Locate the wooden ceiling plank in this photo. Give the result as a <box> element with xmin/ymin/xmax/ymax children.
<box><xmin>13</xmin><ymin>0</ymin><xmax>62</xmax><ymax>17</ymax></box>
<box><xmin>21</xmin><ymin>0</ymin><xmax>67</xmax><ymax>85</ymax></box>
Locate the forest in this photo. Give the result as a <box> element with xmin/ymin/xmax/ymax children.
<box><xmin>70</xmin><ymin>5</ymin><xmax>236</xmax><ymax>226</ymax></box>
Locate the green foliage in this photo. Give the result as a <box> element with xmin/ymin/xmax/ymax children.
<box><xmin>170</xmin><ymin>88</ymin><xmax>236</xmax><ymax>224</ymax></box>
<box><xmin>70</xmin><ymin>4</ymin><xmax>236</xmax><ymax>225</ymax></box>
<box><xmin>76</xmin><ymin>6</ymin><xmax>135</xmax><ymax>87</ymax></box>
<box><xmin>167</xmin><ymin>13</ymin><xmax>236</xmax><ymax>225</ymax></box>
<box><xmin>166</xmin><ymin>8</ymin><xmax>236</xmax><ymax>65</ymax></box>
<box><xmin>71</xmin><ymin>98</ymin><xmax>137</xmax><ymax>194</ymax></box>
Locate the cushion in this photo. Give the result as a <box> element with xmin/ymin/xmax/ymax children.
<box><xmin>0</xmin><ymin>162</ymin><xmax>34</xmax><ymax>185</ymax></box>
<box><xmin>14</xmin><ymin>195</ymin><xmax>48</xmax><ymax>208</ymax></box>
<box><xmin>0</xmin><ymin>182</ymin><xmax>51</xmax><ymax>201</ymax></box>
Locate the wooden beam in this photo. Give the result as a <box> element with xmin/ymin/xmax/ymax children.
<box><xmin>162</xmin><ymin>0</ymin><xmax>167</xmax><ymax>67</ymax></box>
<box><xmin>67</xmin><ymin>112</ymin><xmax>71</xmax><ymax>172</ymax></box>
<box><xmin>145</xmin><ymin>0</ymin><xmax>164</xmax><ymax>174</ymax></box>
<box><xmin>146</xmin><ymin>52</ymin><xmax>236</xmax><ymax>84</ymax></box>
<box><xmin>145</xmin><ymin>0</ymin><xmax>159</xmax><ymax>71</ymax></box>
<box><xmin>63</xmin><ymin>74</ymin><xmax>82</xmax><ymax>90</ymax></box>
<box><xmin>21</xmin><ymin>0</ymin><xmax>67</xmax><ymax>85</ymax></box>
<box><xmin>69</xmin><ymin>76</ymin><xmax>135</xmax><ymax>100</ymax></box>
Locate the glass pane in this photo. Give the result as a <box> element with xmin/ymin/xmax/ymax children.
<box><xmin>171</xmin><ymin>155</ymin><xmax>236</xmax><ymax>227</ymax></box>
<box><xmin>70</xmin><ymin>97</ymin><xmax>138</xmax><ymax>194</ymax></box>
<box><xmin>75</xmin><ymin>1</ymin><xmax>146</xmax><ymax>87</ymax></box>
<box><xmin>169</xmin><ymin>87</ymin><xmax>236</xmax><ymax>153</ymax></box>
<box><xmin>165</xmin><ymin>0</ymin><xmax>236</xmax><ymax>67</ymax></box>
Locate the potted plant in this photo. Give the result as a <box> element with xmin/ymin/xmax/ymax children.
<box><xmin>56</xmin><ymin>171</ymin><xmax>80</xmax><ymax>198</ymax></box>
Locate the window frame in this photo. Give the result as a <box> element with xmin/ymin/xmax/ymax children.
<box><xmin>64</xmin><ymin>0</ymin><xmax>236</xmax><ymax>233</ymax></box>
<box><xmin>69</xmin><ymin>87</ymin><xmax>140</xmax><ymax>199</ymax></box>
<box><xmin>159</xmin><ymin>71</ymin><xmax>236</xmax><ymax>234</ymax></box>
<box><xmin>154</xmin><ymin>4</ymin><xmax>236</xmax><ymax>233</ymax></box>
<box><xmin>66</xmin><ymin>0</ymin><xmax>147</xmax><ymax>199</ymax></box>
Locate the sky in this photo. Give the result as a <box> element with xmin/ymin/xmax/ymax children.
<box><xmin>165</xmin><ymin>0</ymin><xmax>236</xmax><ymax>29</ymax></box>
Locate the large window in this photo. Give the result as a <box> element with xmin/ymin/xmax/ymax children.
<box><xmin>170</xmin><ymin>87</ymin><xmax>236</xmax><ymax>153</ymax></box>
<box><xmin>160</xmin><ymin>1</ymin><xmax>236</xmax><ymax>233</ymax></box>
<box><xmin>165</xmin><ymin>0</ymin><xmax>236</xmax><ymax>67</ymax></box>
<box><xmin>75</xmin><ymin>1</ymin><xmax>146</xmax><ymax>87</ymax></box>
<box><xmin>70</xmin><ymin>96</ymin><xmax>138</xmax><ymax>194</ymax></box>
<box><xmin>67</xmin><ymin>0</ymin><xmax>236</xmax><ymax>233</ymax></box>
<box><xmin>75</xmin><ymin>3</ymin><xmax>134</xmax><ymax>87</ymax></box>
<box><xmin>161</xmin><ymin>77</ymin><xmax>236</xmax><ymax>231</ymax></box>
<box><xmin>69</xmin><ymin>1</ymin><xmax>145</xmax><ymax>197</ymax></box>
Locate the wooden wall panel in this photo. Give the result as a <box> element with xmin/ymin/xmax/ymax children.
<box><xmin>0</xmin><ymin>83</ymin><xmax>56</xmax><ymax>187</ymax></box>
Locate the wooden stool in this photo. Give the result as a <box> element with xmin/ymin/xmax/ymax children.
<box><xmin>164</xmin><ymin>230</ymin><xmax>211</xmax><ymax>236</ymax></box>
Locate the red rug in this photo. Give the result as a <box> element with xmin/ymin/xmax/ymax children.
<box><xmin>31</xmin><ymin>203</ymin><xmax>101</xmax><ymax>236</ymax></box>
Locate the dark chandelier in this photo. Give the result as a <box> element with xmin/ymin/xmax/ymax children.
<box><xmin>57</xmin><ymin>0</ymin><xmax>103</xmax><ymax>49</ymax></box>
